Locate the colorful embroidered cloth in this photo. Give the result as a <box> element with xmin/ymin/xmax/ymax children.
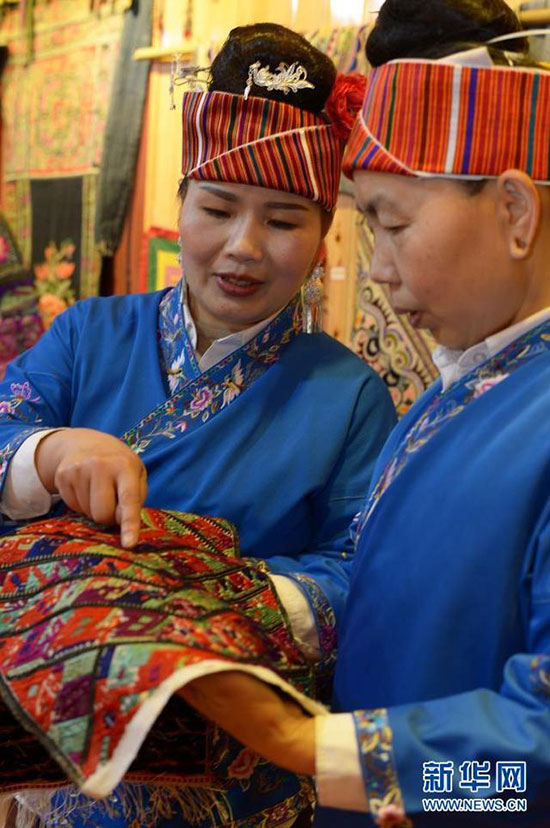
<box><xmin>0</xmin><ymin>509</ymin><xmax>320</xmax><ymax>800</ymax></box>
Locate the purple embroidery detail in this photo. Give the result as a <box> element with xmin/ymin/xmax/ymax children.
<box><xmin>190</xmin><ymin>387</ymin><xmax>214</xmax><ymax>413</ymax></box>
<box><xmin>10</xmin><ymin>381</ymin><xmax>39</xmax><ymax>401</ymax></box>
<box><xmin>0</xmin><ymin>375</ymin><xmax>48</xmax><ymax>490</ymax></box>
<box><xmin>472</xmin><ymin>373</ymin><xmax>509</xmax><ymax>398</ymax></box>
<box><xmin>0</xmin><ymin>380</ymin><xmax>41</xmax><ymax>420</ymax></box>
<box><xmin>281</xmin><ymin>572</ymin><xmax>336</xmax><ymax>703</ymax></box>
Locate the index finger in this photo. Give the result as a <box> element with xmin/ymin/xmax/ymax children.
<box><xmin>116</xmin><ymin>466</ymin><xmax>146</xmax><ymax>548</ymax></box>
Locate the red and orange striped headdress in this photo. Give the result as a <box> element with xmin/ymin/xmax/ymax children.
<box><xmin>181</xmin><ymin>73</ymin><xmax>366</xmax><ymax>212</ymax></box>
<box><xmin>343</xmin><ymin>57</ymin><xmax>550</xmax><ymax>183</ymax></box>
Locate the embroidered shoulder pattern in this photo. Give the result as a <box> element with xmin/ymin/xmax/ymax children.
<box><xmin>357</xmin><ymin>319</ymin><xmax>550</xmax><ymax>535</ymax></box>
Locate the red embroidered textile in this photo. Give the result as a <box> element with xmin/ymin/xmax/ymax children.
<box><xmin>0</xmin><ymin>509</ymin><xmax>318</xmax><ymax>797</ymax></box>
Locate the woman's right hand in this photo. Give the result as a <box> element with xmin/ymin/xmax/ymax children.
<box><xmin>35</xmin><ymin>428</ymin><xmax>148</xmax><ymax>548</ymax></box>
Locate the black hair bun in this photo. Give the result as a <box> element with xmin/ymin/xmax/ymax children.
<box><xmin>210</xmin><ymin>22</ymin><xmax>336</xmax><ymax>114</ymax></box>
<box><xmin>366</xmin><ymin>0</ymin><xmax>526</xmax><ymax>66</ymax></box>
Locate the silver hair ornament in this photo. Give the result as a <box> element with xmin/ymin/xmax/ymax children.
<box><xmin>169</xmin><ymin>60</ymin><xmax>211</xmax><ymax>109</ymax></box>
<box><xmin>244</xmin><ymin>61</ymin><xmax>315</xmax><ymax>101</ymax></box>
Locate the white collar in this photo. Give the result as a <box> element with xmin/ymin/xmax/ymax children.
<box><xmin>182</xmin><ymin>288</ymin><xmax>281</xmax><ymax>372</ymax></box>
<box><xmin>432</xmin><ymin>307</ymin><xmax>550</xmax><ymax>391</ymax></box>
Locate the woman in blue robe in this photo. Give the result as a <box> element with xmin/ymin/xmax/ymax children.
<box><xmin>0</xmin><ymin>21</ymin><xmax>395</xmax><ymax>828</ymax></box>
<box><xmin>175</xmin><ymin>3</ymin><xmax>550</xmax><ymax>827</ymax></box>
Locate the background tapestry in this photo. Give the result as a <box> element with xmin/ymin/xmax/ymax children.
<box><xmin>0</xmin><ymin>0</ymin><xmax>129</xmax><ymax>324</ymax></box>
<box><xmin>139</xmin><ymin>227</ymin><xmax>180</xmax><ymax>292</ymax></box>
<box><xmin>0</xmin><ymin>212</ymin><xmax>42</xmax><ymax>378</ymax></box>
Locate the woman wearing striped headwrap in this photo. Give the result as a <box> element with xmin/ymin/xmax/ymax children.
<box><xmin>0</xmin><ymin>21</ymin><xmax>397</xmax><ymax>828</ymax></box>
<box><xmin>178</xmin><ymin>4</ymin><xmax>550</xmax><ymax>827</ymax></box>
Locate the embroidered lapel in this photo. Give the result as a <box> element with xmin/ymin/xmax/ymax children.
<box><xmin>359</xmin><ymin>321</ymin><xmax>550</xmax><ymax>532</ymax></box>
<box><xmin>158</xmin><ymin>280</ymin><xmax>201</xmax><ymax>392</ymax></box>
<box><xmin>123</xmin><ymin>288</ymin><xmax>302</xmax><ymax>454</ymax></box>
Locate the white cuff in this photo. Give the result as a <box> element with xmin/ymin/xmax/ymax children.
<box><xmin>269</xmin><ymin>574</ymin><xmax>320</xmax><ymax>661</ymax></box>
<box><xmin>315</xmin><ymin>713</ymin><xmax>369</xmax><ymax>812</ymax></box>
<box><xmin>0</xmin><ymin>429</ymin><xmax>64</xmax><ymax>519</ymax></box>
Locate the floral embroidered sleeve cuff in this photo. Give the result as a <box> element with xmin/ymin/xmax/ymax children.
<box><xmin>269</xmin><ymin>574</ymin><xmax>320</xmax><ymax>661</ymax></box>
<box><xmin>279</xmin><ymin>573</ymin><xmax>337</xmax><ymax>670</ymax></box>
<box><xmin>353</xmin><ymin>709</ymin><xmax>411</xmax><ymax>827</ymax></box>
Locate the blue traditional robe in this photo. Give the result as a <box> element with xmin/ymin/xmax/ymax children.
<box><xmin>315</xmin><ymin>319</ymin><xmax>550</xmax><ymax>827</ymax></box>
<box><xmin>0</xmin><ymin>285</ymin><xmax>395</xmax><ymax>828</ymax></box>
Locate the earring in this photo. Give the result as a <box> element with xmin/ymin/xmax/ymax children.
<box><xmin>301</xmin><ymin>264</ymin><xmax>324</xmax><ymax>334</ymax></box>
<box><xmin>512</xmin><ymin>237</ymin><xmax>529</xmax><ymax>258</ymax></box>
<box><xmin>177</xmin><ymin>238</ymin><xmax>189</xmax><ymax>303</ymax></box>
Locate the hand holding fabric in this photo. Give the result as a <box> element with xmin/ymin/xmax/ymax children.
<box><xmin>179</xmin><ymin>671</ymin><xmax>316</xmax><ymax>776</ymax></box>
<box><xmin>35</xmin><ymin>427</ymin><xmax>147</xmax><ymax>547</ymax></box>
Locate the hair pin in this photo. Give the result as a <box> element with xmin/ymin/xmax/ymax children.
<box><xmin>169</xmin><ymin>59</ymin><xmax>211</xmax><ymax>109</ymax></box>
<box><xmin>243</xmin><ymin>61</ymin><xmax>315</xmax><ymax>101</ymax></box>
<box><xmin>487</xmin><ymin>28</ymin><xmax>550</xmax><ymax>45</ymax></box>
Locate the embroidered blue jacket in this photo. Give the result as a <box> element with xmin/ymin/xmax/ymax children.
<box><xmin>315</xmin><ymin>320</ymin><xmax>550</xmax><ymax>827</ymax></box>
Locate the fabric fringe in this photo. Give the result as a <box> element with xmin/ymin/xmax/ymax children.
<box><xmin>12</xmin><ymin>783</ymin><xmax>234</xmax><ymax>828</ymax></box>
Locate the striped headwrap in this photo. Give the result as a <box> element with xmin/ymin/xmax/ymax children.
<box><xmin>181</xmin><ymin>89</ymin><xmax>345</xmax><ymax>212</ymax></box>
<box><xmin>343</xmin><ymin>58</ymin><xmax>550</xmax><ymax>184</ymax></box>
